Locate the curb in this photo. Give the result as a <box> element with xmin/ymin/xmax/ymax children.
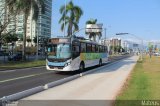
<box><xmin>45</xmin><ymin>74</ymin><xmax>80</xmax><ymax>89</ymax></box>
<box><xmin>0</xmin><ymin>75</ymin><xmax>81</xmax><ymax>104</ymax></box>
<box><xmin>0</xmin><ymin>86</ymin><xmax>44</xmax><ymax>103</ymax></box>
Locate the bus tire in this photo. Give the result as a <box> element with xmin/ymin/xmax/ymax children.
<box><xmin>99</xmin><ymin>59</ymin><xmax>102</xmax><ymax>66</ymax></box>
<box><xmin>79</xmin><ymin>62</ymin><xmax>85</xmax><ymax>72</ymax></box>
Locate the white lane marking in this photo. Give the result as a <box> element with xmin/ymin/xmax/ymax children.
<box><xmin>0</xmin><ymin>66</ymin><xmax>45</xmax><ymax>73</ymax></box>
<box><xmin>0</xmin><ymin>70</ymin><xmax>17</xmax><ymax>73</ymax></box>
<box><xmin>0</xmin><ymin>71</ymin><xmax>54</xmax><ymax>84</ymax></box>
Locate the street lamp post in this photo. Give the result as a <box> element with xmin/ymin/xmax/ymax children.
<box><xmin>102</xmin><ymin>28</ymin><xmax>112</xmax><ymax>55</ymax></box>
<box><xmin>116</xmin><ymin>33</ymin><xmax>143</xmax><ymax>61</ymax></box>
<box><xmin>36</xmin><ymin>34</ymin><xmax>39</xmax><ymax>60</ymax></box>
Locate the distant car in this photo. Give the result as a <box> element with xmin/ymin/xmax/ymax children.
<box><xmin>153</xmin><ymin>52</ymin><xmax>160</xmax><ymax>56</ymax></box>
<box><xmin>8</xmin><ymin>53</ymin><xmax>22</xmax><ymax>61</ymax></box>
<box><xmin>122</xmin><ymin>52</ymin><xmax>129</xmax><ymax>55</ymax></box>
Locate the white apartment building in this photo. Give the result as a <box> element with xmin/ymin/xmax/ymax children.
<box><xmin>0</xmin><ymin>0</ymin><xmax>52</xmax><ymax>46</ymax></box>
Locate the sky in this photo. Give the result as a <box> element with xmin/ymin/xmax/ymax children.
<box><xmin>51</xmin><ymin>0</ymin><xmax>160</xmax><ymax>41</ymax></box>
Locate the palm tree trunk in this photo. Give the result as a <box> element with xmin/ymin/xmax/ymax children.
<box><xmin>67</xmin><ymin>25</ymin><xmax>70</xmax><ymax>36</ymax></box>
<box><xmin>70</xmin><ymin>24</ymin><xmax>73</xmax><ymax>36</ymax></box>
<box><xmin>68</xmin><ymin>21</ymin><xmax>72</xmax><ymax>36</ymax></box>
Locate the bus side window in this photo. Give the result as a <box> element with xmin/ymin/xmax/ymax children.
<box><xmin>72</xmin><ymin>45</ymin><xmax>80</xmax><ymax>59</ymax></box>
<box><xmin>102</xmin><ymin>46</ymin><xmax>105</xmax><ymax>53</ymax></box>
<box><xmin>81</xmin><ymin>43</ymin><xmax>86</xmax><ymax>53</ymax></box>
<box><xmin>105</xmin><ymin>46</ymin><xmax>108</xmax><ymax>52</ymax></box>
<box><xmin>95</xmin><ymin>45</ymin><xmax>99</xmax><ymax>53</ymax></box>
<box><xmin>86</xmin><ymin>44</ymin><xmax>92</xmax><ymax>53</ymax></box>
<box><xmin>99</xmin><ymin>46</ymin><xmax>102</xmax><ymax>53</ymax></box>
<box><xmin>92</xmin><ymin>45</ymin><xmax>96</xmax><ymax>53</ymax></box>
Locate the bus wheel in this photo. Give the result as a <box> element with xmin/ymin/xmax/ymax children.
<box><xmin>79</xmin><ymin>62</ymin><xmax>85</xmax><ymax>72</ymax></box>
<box><xmin>99</xmin><ymin>59</ymin><xmax>102</xmax><ymax>66</ymax></box>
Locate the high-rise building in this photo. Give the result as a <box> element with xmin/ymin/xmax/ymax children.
<box><xmin>26</xmin><ymin>0</ymin><xmax>52</xmax><ymax>46</ymax></box>
<box><xmin>110</xmin><ymin>38</ymin><xmax>121</xmax><ymax>47</ymax></box>
<box><xmin>0</xmin><ymin>0</ymin><xmax>52</xmax><ymax>46</ymax></box>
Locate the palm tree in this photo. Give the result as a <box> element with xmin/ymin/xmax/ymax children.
<box><xmin>0</xmin><ymin>0</ymin><xmax>17</xmax><ymax>50</ymax></box>
<box><xmin>59</xmin><ymin>1</ymin><xmax>83</xmax><ymax>36</ymax></box>
<box><xmin>6</xmin><ymin>0</ymin><xmax>45</xmax><ymax>60</ymax></box>
<box><xmin>86</xmin><ymin>19</ymin><xmax>102</xmax><ymax>42</ymax></box>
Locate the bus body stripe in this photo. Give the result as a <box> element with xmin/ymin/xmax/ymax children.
<box><xmin>80</xmin><ymin>53</ymin><xmax>107</xmax><ymax>61</ymax></box>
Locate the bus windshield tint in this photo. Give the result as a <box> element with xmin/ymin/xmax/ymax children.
<box><xmin>47</xmin><ymin>44</ymin><xmax>71</xmax><ymax>59</ymax></box>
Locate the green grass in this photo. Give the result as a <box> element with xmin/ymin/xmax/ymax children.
<box><xmin>115</xmin><ymin>55</ymin><xmax>160</xmax><ymax>106</ymax></box>
<box><xmin>0</xmin><ymin>60</ymin><xmax>45</xmax><ymax>70</ymax></box>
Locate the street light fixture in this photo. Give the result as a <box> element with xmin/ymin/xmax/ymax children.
<box><xmin>116</xmin><ymin>33</ymin><xmax>143</xmax><ymax>61</ymax></box>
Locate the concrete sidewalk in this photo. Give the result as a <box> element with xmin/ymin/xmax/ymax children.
<box><xmin>19</xmin><ymin>56</ymin><xmax>139</xmax><ymax>106</ymax></box>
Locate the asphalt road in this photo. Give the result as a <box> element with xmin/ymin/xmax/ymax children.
<box><xmin>0</xmin><ymin>55</ymin><xmax>130</xmax><ymax>98</ymax></box>
<box><xmin>0</xmin><ymin>68</ymin><xmax>72</xmax><ymax>98</ymax></box>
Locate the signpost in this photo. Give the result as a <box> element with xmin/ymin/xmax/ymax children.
<box><xmin>85</xmin><ymin>24</ymin><xmax>103</xmax><ymax>33</ymax></box>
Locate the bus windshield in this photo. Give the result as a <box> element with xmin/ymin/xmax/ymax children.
<box><xmin>47</xmin><ymin>43</ymin><xmax>71</xmax><ymax>59</ymax></box>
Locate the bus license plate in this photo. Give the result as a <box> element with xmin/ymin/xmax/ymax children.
<box><xmin>54</xmin><ymin>67</ymin><xmax>58</xmax><ymax>70</ymax></box>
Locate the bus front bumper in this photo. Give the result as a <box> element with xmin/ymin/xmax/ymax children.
<box><xmin>46</xmin><ymin>65</ymin><xmax>74</xmax><ymax>72</ymax></box>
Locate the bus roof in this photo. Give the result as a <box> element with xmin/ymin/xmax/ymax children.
<box><xmin>49</xmin><ymin>36</ymin><xmax>105</xmax><ymax>46</ymax></box>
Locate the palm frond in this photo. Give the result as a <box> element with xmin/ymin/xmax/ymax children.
<box><xmin>59</xmin><ymin>13</ymin><xmax>65</xmax><ymax>23</ymax></box>
<box><xmin>73</xmin><ymin>6</ymin><xmax>83</xmax><ymax>22</ymax></box>
<box><xmin>86</xmin><ymin>19</ymin><xmax>97</xmax><ymax>24</ymax></box>
<box><xmin>72</xmin><ymin>21</ymin><xmax>79</xmax><ymax>32</ymax></box>
<box><xmin>60</xmin><ymin>5</ymin><xmax>65</xmax><ymax>14</ymax></box>
<box><xmin>59</xmin><ymin>0</ymin><xmax>83</xmax><ymax>36</ymax></box>
<box><xmin>61</xmin><ymin>23</ymin><xmax>64</xmax><ymax>31</ymax></box>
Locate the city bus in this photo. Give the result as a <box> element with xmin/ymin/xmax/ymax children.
<box><xmin>46</xmin><ymin>36</ymin><xmax>109</xmax><ymax>72</ymax></box>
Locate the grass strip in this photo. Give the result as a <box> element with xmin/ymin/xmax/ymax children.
<box><xmin>0</xmin><ymin>60</ymin><xmax>45</xmax><ymax>70</ymax></box>
<box><xmin>115</xmin><ymin>55</ymin><xmax>160</xmax><ymax>106</ymax></box>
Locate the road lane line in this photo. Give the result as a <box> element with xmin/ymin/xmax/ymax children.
<box><xmin>0</xmin><ymin>66</ymin><xmax>45</xmax><ymax>73</ymax></box>
<box><xmin>0</xmin><ymin>70</ymin><xmax>17</xmax><ymax>73</ymax></box>
<box><xmin>0</xmin><ymin>71</ymin><xmax>54</xmax><ymax>84</ymax></box>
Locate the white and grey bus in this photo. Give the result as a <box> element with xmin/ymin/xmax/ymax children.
<box><xmin>46</xmin><ymin>36</ymin><xmax>109</xmax><ymax>71</ymax></box>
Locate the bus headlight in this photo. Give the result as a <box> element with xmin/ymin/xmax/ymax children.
<box><xmin>65</xmin><ymin>62</ymin><xmax>71</xmax><ymax>67</ymax></box>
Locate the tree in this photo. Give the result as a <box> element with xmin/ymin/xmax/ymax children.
<box><xmin>3</xmin><ymin>33</ymin><xmax>18</xmax><ymax>54</ymax></box>
<box><xmin>148</xmin><ymin>42</ymin><xmax>153</xmax><ymax>52</ymax></box>
<box><xmin>116</xmin><ymin>46</ymin><xmax>122</xmax><ymax>53</ymax></box>
<box><xmin>0</xmin><ymin>0</ymin><xmax>17</xmax><ymax>50</ymax></box>
<box><xmin>59</xmin><ymin>1</ymin><xmax>83</xmax><ymax>36</ymax></box>
<box><xmin>7</xmin><ymin>0</ymin><xmax>45</xmax><ymax>60</ymax></box>
<box><xmin>3</xmin><ymin>33</ymin><xmax>18</xmax><ymax>44</ymax></box>
<box><xmin>85</xmin><ymin>19</ymin><xmax>102</xmax><ymax>42</ymax></box>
